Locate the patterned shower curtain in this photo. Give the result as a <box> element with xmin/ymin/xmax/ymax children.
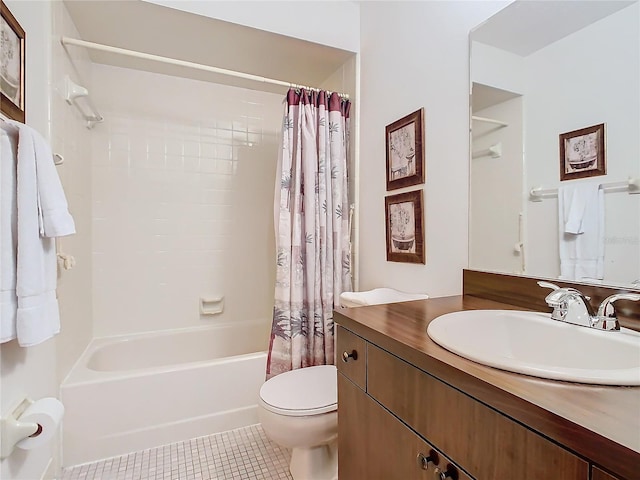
<box><xmin>266</xmin><ymin>88</ymin><xmax>352</xmax><ymax>379</ymax></box>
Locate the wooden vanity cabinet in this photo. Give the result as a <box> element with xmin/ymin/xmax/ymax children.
<box><xmin>366</xmin><ymin>343</ymin><xmax>588</xmax><ymax>479</ymax></box>
<box><xmin>336</xmin><ymin>325</ymin><xmax>590</xmax><ymax>480</ymax></box>
<box><xmin>338</xmin><ymin>373</ymin><xmax>471</xmax><ymax>480</ymax></box>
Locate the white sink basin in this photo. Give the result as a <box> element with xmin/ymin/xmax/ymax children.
<box><xmin>427</xmin><ymin>310</ymin><xmax>640</xmax><ymax>385</ymax></box>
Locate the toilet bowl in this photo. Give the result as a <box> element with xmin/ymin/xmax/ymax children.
<box><xmin>258</xmin><ymin>365</ymin><xmax>338</xmax><ymax>480</ymax></box>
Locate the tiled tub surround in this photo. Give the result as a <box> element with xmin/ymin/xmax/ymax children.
<box><xmin>61</xmin><ymin>424</ymin><xmax>292</xmax><ymax>480</ymax></box>
<box><xmin>90</xmin><ymin>64</ymin><xmax>283</xmax><ymax>337</ymax></box>
<box><xmin>55</xmin><ymin>64</ymin><xmax>285</xmax><ymax>467</ymax></box>
<box><xmin>61</xmin><ymin>321</ymin><xmax>270</xmax><ymax>466</ymax></box>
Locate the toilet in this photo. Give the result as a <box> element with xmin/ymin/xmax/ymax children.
<box><xmin>258</xmin><ymin>365</ymin><xmax>338</xmax><ymax>480</ymax></box>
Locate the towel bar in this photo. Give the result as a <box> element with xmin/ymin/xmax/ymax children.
<box><xmin>530</xmin><ymin>177</ymin><xmax>640</xmax><ymax>202</ymax></box>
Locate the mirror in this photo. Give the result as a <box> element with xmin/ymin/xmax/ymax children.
<box><xmin>469</xmin><ymin>0</ymin><xmax>639</xmax><ymax>288</ymax></box>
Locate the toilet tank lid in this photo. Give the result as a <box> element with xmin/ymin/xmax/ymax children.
<box><xmin>340</xmin><ymin>288</ymin><xmax>429</xmax><ymax>307</ymax></box>
<box><xmin>260</xmin><ymin>365</ymin><xmax>337</xmax><ymax>414</ymax></box>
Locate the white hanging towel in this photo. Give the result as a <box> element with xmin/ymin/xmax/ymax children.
<box><xmin>1</xmin><ymin>121</ymin><xmax>75</xmax><ymax>346</ymax></box>
<box><xmin>558</xmin><ymin>182</ymin><xmax>604</xmax><ymax>281</ymax></box>
<box><xmin>1</xmin><ymin>123</ymin><xmax>19</xmax><ymax>343</ymax></box>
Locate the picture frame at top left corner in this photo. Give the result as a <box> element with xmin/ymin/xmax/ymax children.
<box><xmin>1</xmin><ymin>0</ymin><xmax>25</xmax><ymax>123</ymax></box>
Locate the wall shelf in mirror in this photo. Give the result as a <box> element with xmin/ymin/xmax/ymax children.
<box><xmin>471</xmin><ymin>115</ymin><xmax>508</xmax><ymax>128</ymax></box>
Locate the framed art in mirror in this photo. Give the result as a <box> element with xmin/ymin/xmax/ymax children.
<box><xmin>386</xmin><ymin>108</ymin><xmax>424</xmax><ymax>190</ymax></box>
<box><xmin>560</xmin><ymin>123</ymin><xmax>606</xmax><ymax>181</ymax></box>
<box><xmin>1</xmin><ymin>0</ymin><xmax>25</xmax><ymax>123</ymax></box>
<box><xmin>385</xmin><ymin>189</ymin><xmax>425</xmax><ymax>264</ymax></box>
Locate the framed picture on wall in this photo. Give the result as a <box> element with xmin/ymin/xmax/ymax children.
<box><xmin>559</xmin><ymin>123</ymin><xmax>606</xmax><ymax>181</ymax></box>
<box><xmin>1</xmin><ymin>0</ymin><xmax>26</xmax><ymax>123</ymax></box>
<box><xmin>385</xmin><ymin>189</ymin><xmax>425</xmax><ymax>264</ymax></box>
<box><xmin>386</xmin><ymin>108</ymin><xmax>425</xmax><ymax>190</ymax></box>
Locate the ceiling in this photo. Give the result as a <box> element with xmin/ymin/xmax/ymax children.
<box><xmin>471</xmin><ymin>0</ymin><xmax>636</xmax><ymax>56</ymax></box>
<box><xmin>63</xmin><ymin>0</ymin><xmax>355</xmax><ymax>94</ymax></box>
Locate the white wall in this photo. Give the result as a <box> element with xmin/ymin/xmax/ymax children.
<box><xmin>1</xmin><ymin>2</ymin><xmax>58</xmax><ymax>479</ymax></box>
<box><xmin>525</xmin><ymin>4</ymin><xmax>639</xmax><ymax>285</ymax></box>
<box><xmin>358</xmin><ymin>1</ymin><xmax>509</xmax><ymax>297</ymax></box>
<box><xmin>144</xmin><ymin>0</ymin><xmax>360</xmax><ymax>53</ymax></box>
<box><xmin>90</xmin><ymin>65</ymin><xmax>282</xmax><ymax>337</ymax></box>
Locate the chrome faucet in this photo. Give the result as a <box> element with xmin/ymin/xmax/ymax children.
<box><xmin>537</xmin><ymin>281</ymin><xmax>640</xmax><ymax>331</ymax></box>
<box><xmin>595</xmin><ymin>293</ymin><xmax>640</xmax><ymax>330</ymax></box>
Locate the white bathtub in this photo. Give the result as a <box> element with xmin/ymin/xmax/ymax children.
<box><xmin>61</xmin><ymin>320</ymin><xmax>270</xmax><ymax>467</ymax></box>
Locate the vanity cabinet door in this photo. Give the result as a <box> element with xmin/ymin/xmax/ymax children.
<box><xmin>336</xmin><ymin>325</ymin><xmax>367</xmax><ymax>389</ymax></box>
<box><xmin>366</xmin><ymin>344</ymin><xmax>589</xmax><ymax>480</ymax></box>
<box><xmin>338</xmin><ymin>373</ymin><xmax>473</xmax><ymax>480</ymax></box>
<box><xmin>592</xmin><ymin>467</ymin><xmax>622</xmax><ymax>480</ymax></box>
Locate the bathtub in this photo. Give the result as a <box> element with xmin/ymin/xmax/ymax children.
<box><xmin>61</xmin><ymin>320</ymin><xmax>270</xmax><ymax>467</ymax></box>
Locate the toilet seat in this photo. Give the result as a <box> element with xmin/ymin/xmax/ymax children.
<box><xmin>260</xmin><ymin>365</ymin><xmax>337</xmax><ymax>417</ymax></box>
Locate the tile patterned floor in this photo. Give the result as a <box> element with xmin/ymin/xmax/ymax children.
<box><xmin>61</xmin><ymin>424</ymin><xmax>292</xmax><ymax>480</ymax></box>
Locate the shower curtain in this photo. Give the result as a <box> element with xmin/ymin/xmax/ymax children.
<box><xmin>266</xmin><ymin>88</ymin><xmax>352</xmax><ymax>379</ymax></box>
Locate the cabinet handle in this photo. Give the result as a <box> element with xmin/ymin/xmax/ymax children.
<box><xmin>416</xmin><ymin>450</ymin><xmax>439</xmax><ymax>470</ymax></box>
<box><xmin>433</xmin><ymin>464</ymin><xmax>458</xmax><ymax>480</ymax></box>
<box><xmin>342</xmin><ymin>350</ymin><xmax>358</xmax><ymax>362</ymax></box>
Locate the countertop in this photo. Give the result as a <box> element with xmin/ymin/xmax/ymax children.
<box><xmin>333</xmin><ymin>295</ymin><xmax>640</xmax><ymax>479</ymax></box>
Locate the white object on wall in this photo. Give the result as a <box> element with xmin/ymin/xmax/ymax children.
<box><xmin>529</xmin><ymin>177</ymin><xmax>640</xmax><ymax>202</ymax></box>
<box><xmin>200</xmin><ymin>296</ymin><xmax>224</xmax><ymax>316</ymax></box>
<box><xmin>63</xmin><ymin>75</ymin><xmax>103</xmax><ymax>128</ymax></box>
<box><xmin>472</xmin><ymin>142</ymin><xmax>502</xmax><ymax>159</ymax></box>
<box><xmin>61</xmin><ymin>37</ymin><xmax>349</xmax><ymax>98</ymax></box>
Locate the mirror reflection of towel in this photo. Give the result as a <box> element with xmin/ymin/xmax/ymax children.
<box><xmin>563</xmin><ymin>187</ymin><xmax>589</xmax><ymax>234</ymax></box>
<box><xmin>558</xmin><ymin>183</ymin><xmax>604</xmax><ymax>281</ymax></box>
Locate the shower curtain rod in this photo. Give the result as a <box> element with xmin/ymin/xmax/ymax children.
<box><xmin>60</xmin><ymin>37</ymin><xmax>349</xmax><ymax>99</ymax></box>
